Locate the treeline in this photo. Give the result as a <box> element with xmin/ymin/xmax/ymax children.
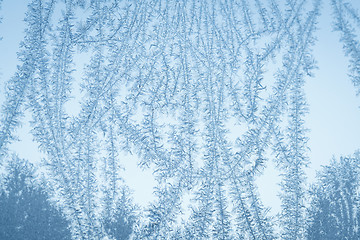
<box><xmin>307</xmin><ymin>151</ymin><xmax>360</xmax><ymax>239</ymax></box>
<box><xmin>1</xmin><ymin>151</ymin><xmax>359</xmax><ymax>239</ymax></box>
<box><xmin>0</xmin><ymin>156</ymin><xmax>137</xmax><ymax>240</ymax></box>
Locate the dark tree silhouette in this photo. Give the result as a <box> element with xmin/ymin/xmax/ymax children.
<box><xmin>102</xmin><ymin>188</ymin><xmax>138</xmax><ymax>240</ymax></box>
<box><xmin>306</xmin><ymin>151</ymin><xmax>360</xmax><ymax>240</ymax></box>
<box><xmin>0</xmin><ymin>156</ymin><xmax>72</xmax><ymax>240</ymax></box>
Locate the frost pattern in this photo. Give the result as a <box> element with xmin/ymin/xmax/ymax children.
<box><xmin>0</xmin><ymin>0</ymin><xmax>358</xmax><ymax>239</ymax></box>
<box><xmin>332</xmin><ymin>0</ymin><xmax>360</xmax><ymax>95</ymax></box>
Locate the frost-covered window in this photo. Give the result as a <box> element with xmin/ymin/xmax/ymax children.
<box><xmin>0</xmin><ymin>0</ymin><xmax>359</xmax><ymax>239</ymax></box>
